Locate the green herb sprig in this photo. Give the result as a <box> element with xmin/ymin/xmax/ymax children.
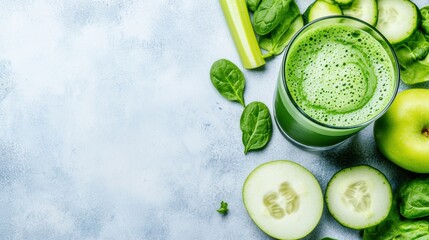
<box><xmin>217</xmin><ymin>201</ymin><xmax>229</xmax><ymax>215</ymax></box>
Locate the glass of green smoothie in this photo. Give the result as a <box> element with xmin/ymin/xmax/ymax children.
<box><xmin>274</xmin><ymin>16</ymin><xmax>400</xmax><ymax>150</ymax></box>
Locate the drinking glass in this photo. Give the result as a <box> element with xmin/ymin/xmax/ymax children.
<box><xmin>274</xmin><ymin>16</ymin><xmax>400</xmax><ymax>150</ymax></box>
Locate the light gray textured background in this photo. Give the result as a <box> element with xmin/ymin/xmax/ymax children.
<box><xmin>0</xmin><ymin>0</ymin><xmax>427</xmax><ymax>239</ymax></box>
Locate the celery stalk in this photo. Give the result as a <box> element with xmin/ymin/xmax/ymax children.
<box><xmin>220</xmin><ymin>0</ymin><xmax>265</xmax><ymax>69</ymax></box>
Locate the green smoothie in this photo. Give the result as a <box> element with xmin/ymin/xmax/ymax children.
<box><xmin>286</xmin><ymin>24</ymin><xmax>395</xmax><ymax>126</ymax></box>
<box><xmin>274</xmin><ymin>17</ymin><xmax>398</xmax><ymax>149</ymax></box>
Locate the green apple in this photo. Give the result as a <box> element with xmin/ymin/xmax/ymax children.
<box><xmin>374</xmin><ymin>88</ymin><xmax>429</xmax><ymax>173</ymax></box>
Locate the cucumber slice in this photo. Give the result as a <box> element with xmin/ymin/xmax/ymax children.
<box><xmin>342</xmin><ymin>0</ymin><xmax>378</xmax><ymax>26</ymax></box>
<box><xmin>325</xmin><ymin>165</ymin><xmax>393</xmax><ymax>230</ymax></box>
<box><xmin>304</xmin><ymin>0</ymin><xmax>343</xmax><ymax>23</ymax></box>
<box><xmin>243</xmin><ymin>160</ymin><xmax>323</xmax><ymax>239</ymax></box>
<box><xmin>375</xmin><ymin>0</ymin><xmax>419</xmax><ymax>45</ymax></box>
<box><xmin>334</xmin><ymin>0</ymin><xmax>355</xmax><ymax>6</ymax></box>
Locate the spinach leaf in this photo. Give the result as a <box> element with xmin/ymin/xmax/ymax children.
<box><xmin>364</xmin><ymin>177</ymin><xmax>429</xmax><ymax>240</ymax></box>
<box><xmin>253</xmin><ymin>0</ymin><xmax>303</xmax><ymax>57</ymax></box>
<box><xmin>364</xmin><ymin>198</ymin><xmax>429</xmax><ymax>240</ymax></box>
<box><xmin>268</xmin><ymin>1</ymin><xmax>301</xmax><ymax>45</ymax></box>
<box><xmin>210</xmin><ymin>59</ymin><xmax>246</xmax><ymax>106</ymax></box>
<box><xmin>400</xmin><ymin>56</ymin><xmax>429</xmax><ymax>85</ymax></box>
<box><xmin>240</xmin><ymin>101</ymin><xmax>272</xmax><ymax>154</ymax></box>
<box><xmin>395</xmin><ymin>31</ymin><xmax>429</xmax><ymax>84</ymax></box>
<box><xmin>253</xmin><ymin>0</ymin><xmax>292</xmax><ymax>35</ymax></box>
<box><xmin>399</xmin><ymin>177</ymin><xmax>429</xmax><ymax>219</ymax></box>
<box><xmin>259</xmin><ymin>1</ymin><xmax>301</xmax><ymax>56</ymax></box>
<box><xmin>246</xmin><ymin>0</ymin><xmax>262</xmax><ymax>12</ymax></box>
<box><xmin>396</xmin><ymin>31</ymin><xmax>429</xmax><ymax>64</ymax></box>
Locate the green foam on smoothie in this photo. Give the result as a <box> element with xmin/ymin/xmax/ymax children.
<box><xmin>286</xmin><ymin>24</ymin><xmax>395</xmax><ymax>127</ymax></box>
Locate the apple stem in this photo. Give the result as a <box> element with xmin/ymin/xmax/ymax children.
<box><xmin>423</xmin><ymin>128</ymin><xmax>429</xmax><ymax>137</ymax></box>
